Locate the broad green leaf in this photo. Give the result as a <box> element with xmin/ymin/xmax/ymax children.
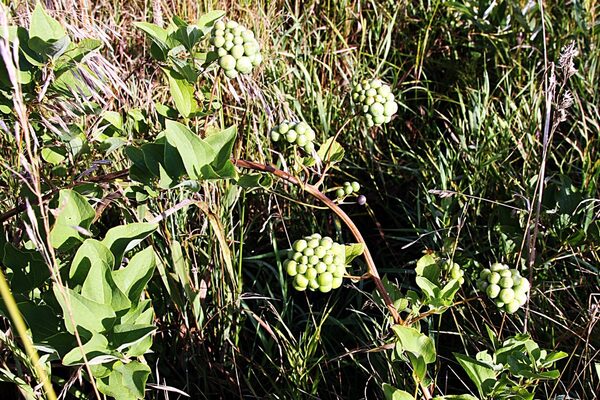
<box><xmin>439</xmin><ymin>278</ymin><xmax>461</xmax><ymax>303</ymax></box>
<box><xmin>454</xmin><ymin>353</ymin><xmax>497</xmax><ymax>398</ymax></box>
<box><xmin>112</xmin><ymin>247</ymin><xmax>156</xmax><ymax>304</ymax></box>
<box><xmin>52</xmin><ymin>67</ymin><xmax>93</xmax><ymax>97</ymax></box>
<box><xmin>167</xmin><ymin>70</ymin><xmax>196</xmax><ymax>118</ymax></box>
<box><xmin>29</xmin><ymin>35</ymin><xmax>71</xmax><ymax>59</ymax></box>
<box><xmin>392</xmin><ymin>325</ymin><xmax>436</xmax><ymax>364</ymax></box>
<box><xmin>204</xmin><ymin>125</ymin><xmax>237</xmax><ymax>170</ymax></box>
<box><xmin>164</xmin><ymin>120</ymin><xmax>216</xmax><ymax>179</ymax></box>
<box><xmin>433</xmin><ymin>395</ymin><xmax>479</xmax><ymax>400</ymax></box>
<box><xmin>199</xmin><ymin>160</ymin><xmax>238</xmax><ymax>180</ymax></box>
<box><xmin>120</xmin><ymin>301</ymin><xmax>154</xmax><ymax>357</ymax></box>
<box><xmin>408</xmin><ymin>352</ymin><xmax>427</xmax><ymax>381</ymax></box>
<box><xmin>101</xmin><ymin>223</ymin><xmax>157</xmax><ymax>268</ymax></box>
<box><xmin>196</xmin><ymin>10</ymin><xmax>225</xmax><ymax>33</ymax></box>
<box><xmin>344</xmin><ymin>243</ymin><xmax>364</xmax><ymax>264</ymax></box>
<box><xmin>109</xmin><ymin>323</ymin><xmax>155</xmax><ymax>353</ymax></box>
<box><xmin>56</xmin><ymin>38</ymin><xmax>103</xmax><ymax>66</ymax></box>
<box><xmin>317</xmin><ymin>137</ymin><xmax>345</xmax><ymax>163</ymax></box>
<box><xmin>236</xmin><ymin>173</ymin><xmax>273</xmax><ymax>189</ymax></box>
<box><xmin>62</xmin><ymin>333</ymin><xmax>111</xmax><ymax>366</ymax></box>
<box><xmin>52</xmin><ymin>285</ymin><xmax>116</xmax><ymax>334</ymax></box>
<box><xmin>415</xmin><ymin>276</ymin><xmax>439</xmax><ymax>299</ymax></box>
<box><xmin>134</xmin><ymin>22</ymin><xmax>170</xmax><ymax>61</ymax></box>
<box><xmin>50</xmin><ymin>189</ymin><xmax>95</xmax><ymax>251</ymax></box>
<box><xmin>41</xmin><ymin>146</ymin><xmax>66</xmax><ymax>165</ymax></box>
<box><xmin>96</xmin><ymin>360</ymin><xmax>150</xmax><ymax>400</ymax></box>
<box><xmin>171</xmin><ymin>25</ymin><xmax>202</xmax><ymax>51</ymax></box>
<box><xmin>101</xmin><ymin>111</ymin><xmax>123</xmax><ymax>131</ymax></box>
<box><xmin>415</xmin><ymin>253</ymin><xmax>440</xmax><ymax>282</ymax></box>
<box><xmin>69</xmin><ymin>239</ymin><xmax>114</xmax><ymax>286</ymax></box>
<box><xmin>29</xmin><ymin>3</ymin><xmax>67</xmax><ymax>42</ymax></box>
<box><xmin>3</xmin><ymin>243</ymin><xmax>50</xmax><ymax>294</ymax></box>
<box><xmin>382</xmin><ymin>384</ymin><xmax>414</xmax><ymax>400</ymax></box>
<box><xmin>17</xmin><ymin>301</ymin><xmax>61</xmax><ymax>343</ymax></box>
<box><xmin>163</xmin><ymin>139</ymin><xmax>185</xmax><ymax>179</ymax></box>
<box><xmin>76</xmin><ymin>240</ymin><xmax>117</xmax><ymax>306</ymax></box>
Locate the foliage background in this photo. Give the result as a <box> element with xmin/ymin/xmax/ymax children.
<box><xmin>0</xmin><ymin>0</ymin><xmax>598</xmax><ymax>398</ymax></box>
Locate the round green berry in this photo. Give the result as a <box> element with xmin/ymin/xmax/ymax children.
<box><xmin>336</xmin><ymin>188</ymin><xmax>345</xmax><ymax>198</ymax></box>
<box><xmin>305</xmin><ymin>267</ymin><xmax>317</xmax><ymax>281</ymax></box>
<box><xmin>294</xmin><ymin>274</ymin><xmax>308</xmax><ymax>289</ymax></box>
<box><xmin>486</xmin><ymin>284</ymin><xmax>501</xmax><ymax>299</ymax></box>
<box><xmin>236</xmin><ymin>56</ymin><xmax>253</xmax><ymax>74</ymax></box>
<box><xmin>504</xmin><ymin>301</ymin><xmax>520</xmax><ymax>314</ymax></box>
<box><xmin>488</xmin><ymin>272</ymin><xmax>501</xmax><ymax>284</ymax></box>
<box><xmin>499</xmin><ymin>288</ymin><xmax>515</xmax><ymax>303</ymax></box>
<box><xmin>285</xmin><ymin>260</ymin><xmax>297</xmax><ymax>276</ymax></box>
<box><xmin>499</xmin><ymin>277</ymin><xmax>513</xmax><ymax>288</ymax></box>
<box><xmin>219</xmin><ymin>54</ymin><xmax>236</xmax><ymax>70</ymax></box>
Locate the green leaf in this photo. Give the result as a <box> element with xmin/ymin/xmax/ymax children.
<box><xmin>392</xmin><ymin>325</ymin><xmax>436</xmax><ymax>364</ymax></box>
<box><xmin>134</xmin><ymin>22</ymin><xmax>170</xmax><ymax>61</ymax></box>
<box><xmin>3</xmin><ymin>243</ymin><xmax>50</xmax><ymax>294</ymax></box>
<box><xmin>204</xmin><ymin>125</ymin><xmax>237</xmax><ymax>170</ymax></box>
<box><xmin>415</xmin><ymin>253</ymin><xmax>440</xmax><ymax>282</ymax></box>
<box><xmin>109</xmin><ymin>323</ymin><xmax>155</xmax><ymax>353</ymax></box>
<box><xmin>236</xmin><ymin>173</ymin><xmax>273</xmax><ymax>189</ymax></box>
<box><xmin>167</xmin><ymin>70</ymin><xmax>197</xmax><ymax>118</ymax></box>
<box><xmin>96</xmin><ymin>360</ymin><xmax>150</xmax><ymax>400</ymax></box>
<box><xmin>171</xmin><ymin>25</ymin><xmax>202</xmax><ymax>51</ymax></box>
<box><xmin>415</xmin><ymin>276</ymin><xmax>439</xmax><ymax>300</ymax></box>
<box><xmin>439</xmin><ymin>278</ymin><xmax>461</xmax><ymax>303</ymax></box>
<box><xmin>29</xmin><ymin>3</ymin><xmax>67</xmax><ymax>42</ymax></box>
<box><xmin>112</xmin><ymin>247</ymin><xmax>156</xmax><ymax>304</ymax></box>
<box><xmin>196</xmin><ymin>10</ymin><xmax>225</xmax><ymax>33</ymax></box>
<box><xmin>119</xmin><ymin>301</ymin><xmax>154</xmax><ymax>357</ymax></box>
<box><xmin>141</xmin><ymin>142</ymin><xmax>172</xmax><ymax>186</ymax></box>
<box><xmin>454</xmin><ymin>352</ymin><xmax>497</xmax><ymax>398</ymax></box>
<box><xmin>50</xmin><ymin>189</ymin><xmax>95</xmax><ymax>251</ymax></box>
<box><xmin>317</xmin><ymin>137</ymin><xmax>345</xmax><ymax>163</ymax></box>
<box><xmin>62</xmin><ymin>333</ymin><xmax>111</xmax><ymax>366</ymax></box>
<box><xmin>75</xmin><ymin>240</ymin><xmax>115</xmax><ymax>305</ymax></box>
<box><xmin>52</xmin><ymin>284</ymin><xmax>116</xmax><ymax>334</ymax></box>
<box><xmin>433</xmin><ymin>395</ymin><xmax>479</xmax><ymax>400</ymax></box>
<box><xmin>382</xmin><ymin>383</ymin><xmax>414</xmax><ymax>400</ymax></box>
<box><xmin>101</xmin><ymin>111</ymin><xmax>123</xmax><ymax>131</ymax></box>
<box><xmin>101</xmin><ymin>223</ymin><xmax>157</xmax><ymax>268</ymax></box>
<box><xmin>164</xmin><ymin>120</ymin><xmax>216</xmax><ymax>179</ymax></box>
<box><xmin>344</xmin><ymin>243</ymin><xmax>364</xmax><ymax>264</ymax></box>
<box><xmin>41</xmin><ymin>146</ymin><xmax>67</xmax><ymax>165</ymax></box>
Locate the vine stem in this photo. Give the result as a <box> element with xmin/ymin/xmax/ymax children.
<box><xmin>233</xmin><ymin>159</ymin><xmax>403</xmax><ymax>325</ymax></box>
<box><xmin>0</xmin><ymin>161</ymin><xmax>403</xmax><ymax>324</ymax></box>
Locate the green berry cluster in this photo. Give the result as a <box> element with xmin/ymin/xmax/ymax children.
<box><xmin>336</xmin><ymin>181</ymin><xmax>360</xmax><ymax>199</ymax></box>
<box><xmin>442</xmin><ymin>260</ymin><xmax>465</xmax><ymax>285</ymax></box>
<box><xmin>270</xmin><ymin>120</ymin><xmax>316</xmax><ymax>153</ymax></box>
<box><xmin>210</xmin><ymin>20</ymin><xmax>262</xmax><ymax>79</ymax></box>
<box><xmin>284</xmin><ymin>234</ymin><xmax>348</xmax><ymax>293</ymax></box>
<box><xmin>477</xmin><ymin>263</ymin><xmax>530</xmax><ymax>314</ymax></box>
<box><xmin>351</xmin><ymin>79</ymin><xmax>398</xmax><ymax>126</ymax></box>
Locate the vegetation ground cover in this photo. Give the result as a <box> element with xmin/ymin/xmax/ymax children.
<box><xmin>0</xmin><ymin>0</ymin><xmax>598</xmax><ymax>399</ymax></box>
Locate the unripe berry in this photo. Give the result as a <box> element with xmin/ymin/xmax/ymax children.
<box><xmin>486</xmin><ymin>284</ymin><xmax>501</xmax><ymax>299</ymax></box>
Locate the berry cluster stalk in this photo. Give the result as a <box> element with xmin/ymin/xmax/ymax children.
<box><xmin>233</xmin><ymin>159</ymin><xmax>403</xmax><ymax>325</ymax></box>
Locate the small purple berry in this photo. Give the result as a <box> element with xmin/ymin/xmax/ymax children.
<box><xmin>357</xmin><ymin>195</ymin><xmax>366</xmax><ymax>205</ymax></box>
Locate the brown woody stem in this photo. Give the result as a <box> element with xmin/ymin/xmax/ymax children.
<box><xmin>233</xmin><ymin>159</ymin><xmax>402</xmax><ymax>325</ymax></box>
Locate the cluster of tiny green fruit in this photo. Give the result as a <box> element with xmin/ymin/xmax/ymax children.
<box><xmin>270</xmin><ymin>120</ymin><xmax>316</xmax><ymax>153</ymax></box>
<box><xmin>210</xmin><ymin>20</ymin><xmax>262</xmax><ymax>78</ymax></box>
<box><xmin>351</xmin><ymin>79</ymin><xmax>398</xmax><ymax>126</ymax></box>
<box><xmin>336</xmin><ymin>181</ymin><xmax>360</xmax><ymax>199</ymax></box>
<box><xmin>284</xmin><ymin>234</ymin><xmax>348</xmax><ymax>293</ymax></box>
<box><xmin>442</xmin><ymin>260</ymin><xmax>465</xmax><ymax>285</ymax></box>
<box><xmin>477</xmin><ymin>263</ymin><xmax>530</xmax><ymax>314</ymax></box>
